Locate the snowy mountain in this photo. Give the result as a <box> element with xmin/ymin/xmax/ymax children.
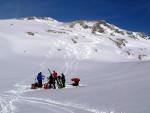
<box><xmin>0</xmin><ymin>17</ymin><xmax>150</xmax><ymax>113</ymax></box>
<box><xmin>1</xmin><ymin>16</ymin><xmax>150</xmax><ymax>62</ymax></box>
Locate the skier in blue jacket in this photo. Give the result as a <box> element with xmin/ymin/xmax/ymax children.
<box><xmin>37</xmin><ymin>72</ymin><xmax>45</xmax><ymax>88</ymax></box>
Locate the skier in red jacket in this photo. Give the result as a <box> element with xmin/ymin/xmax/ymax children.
<box><xmin>71</xmin><ymin>78</ymin><xmax>80</xmax><ymax>86</ymax></box>
<box><xmin>52</xmin><ymin>70</ymin><xmax>59</xmax><ymax>84</ymax></box>
<box><xmin>52</xmin><ymin>70</ymin><xmax>57</xmax><ymax>78</ymax></box>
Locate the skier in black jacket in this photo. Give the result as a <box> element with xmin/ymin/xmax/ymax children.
<box><xmin>61</xmin><ymin>73</ymin><xmax>66</xmax><ymax>87</ymax></box>
<box><xmin>48</xmin><ymin>74</ymin><xmax>56</xmax><ymax>89</ymax></box>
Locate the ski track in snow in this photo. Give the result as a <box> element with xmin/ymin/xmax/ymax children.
<box><xmin>61</xmin><ymin>32</ymin><xmax>100</xmax><ymax>76</ymax></box>
<box><xmin>0</xmin><ymin>30</ymin><xmax>112</xmax><ymax>113</ymax></box>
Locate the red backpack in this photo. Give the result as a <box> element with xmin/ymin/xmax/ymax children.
<box><xmin>44</xmin><ymin>83</ymin><xmax>49</xmax><ymax>89</ymax></box>
<box><xmin>31</xmin><ymin>83</ymin><xmax>36</xmax><ymax>89</ymax></box>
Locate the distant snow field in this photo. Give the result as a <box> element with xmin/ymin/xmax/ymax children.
<box><xmin>0</xmin><ymin>17</ymin><xmax>150</xmax><ymax>113</ymax></box>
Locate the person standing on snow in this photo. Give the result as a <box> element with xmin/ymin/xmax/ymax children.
<box><xmin>52</xmin><ymin>70</ymin><xmax>58</xmax><ymax>84</ymax></box>
<box><xmin>37</xmin><ymin>72</ymin><xmax>45</xmax><ymax>88</ymax></box>
<box><xmin>61</xmin><ymin>73</ymin><xmax>66</xmax><ymax>87</ymax></box>
<box><xmin>48</xmin><ymin>74</ymin><xmax>56</xmax><ymax>89</ymax></box>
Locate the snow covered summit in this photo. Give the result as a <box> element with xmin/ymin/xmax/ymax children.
<box><xmin>0</xmin><ymin>17</ymin><xmax>150</xmax><ymax>62</ymax></box>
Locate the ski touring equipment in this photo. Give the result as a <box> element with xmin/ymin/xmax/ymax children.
<box><xmin>48</xmin><ymin>69</ymin><xmax>51</xmax><ymax>75</ymax></box>
<box><xmin>44</xmin><ymin>83</ymin><xmax>49</xmax><ymax>89</ymax></box>
<box><xmin>31</xmin><ymin>83</ymin><xmax>36</xmax><ymax>89</ymax></box>
<box><xmin>57</xmin><ymin>83</ymin><xmax>63</xmax><ymax>89</ymax></box>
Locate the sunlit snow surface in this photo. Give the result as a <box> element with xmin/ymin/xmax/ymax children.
<box><xmin>0</xmin><ymin>18</ymin><xmax>150</xmax><ymax>113</ymax></box>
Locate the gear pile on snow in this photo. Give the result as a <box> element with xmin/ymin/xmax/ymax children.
<box><xmin>31</xmin><ymin>69</ymin><xmax>81</xmax><ymax>89</ymax></box>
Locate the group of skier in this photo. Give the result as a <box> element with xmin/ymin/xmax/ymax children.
<box><xmin>36</xmin><ymin>70</ymin><xmax>80</xmax><ymax>89</ymax></box>
<box><xmin>47</xmin><ymin>70</ymin><xmax>66</xmax><ymax>89</ymax></box>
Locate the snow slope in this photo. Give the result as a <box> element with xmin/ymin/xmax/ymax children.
<box><xmin>0</xmin><ymin>17</ymin><xmax>150</xmax><ymax>113</ymax></box>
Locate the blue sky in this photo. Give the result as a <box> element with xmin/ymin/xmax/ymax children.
<box><xmin>0</xmin><ymin>0</ymin><xmax>150</xmax><ymax>36</ymax></box>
